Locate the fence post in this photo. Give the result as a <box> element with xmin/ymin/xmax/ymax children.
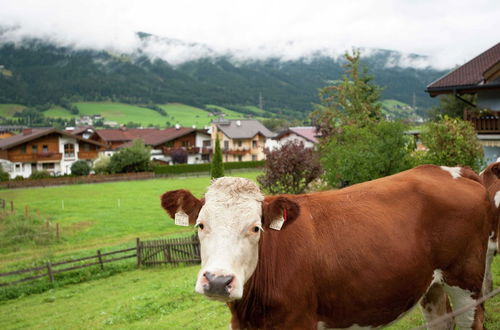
<box><xmin>25</xmin><ymin>205</ymin><xmax>28</xmax><ymax>217</ymax></box>
<box><xmin>136</xmin><ymin>238</ymin><xmax>142</xmax><ymax>267</ymax></box>
<box><xmin>56</xmin><ymin>223</ymin><xmax>60</xmax><ymax>240</ymax></box>
<box><xmin>97</xmin><ymin>250</ymin><xmax>104</xmax><ymax>270</ymax></box>
<box><xmin>10</xmin><ymin>200</ymin><xmax>14</xmax><ymax>213</ymax></box>
<box><xmin>47</xmin><ymin>262</ymin><xmax>54</xmax><ymax>283</ymax></box>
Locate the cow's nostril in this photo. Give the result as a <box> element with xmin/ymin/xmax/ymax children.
<box><xmin>203</xmin><ymin>273</ymin><xmax>235</xmax><ymax>296</ymax></box>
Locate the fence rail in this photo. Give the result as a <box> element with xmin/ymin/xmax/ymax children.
<box><xmin>0</xmin><ymin>235</ymin><xmax>200</xmax><ymax>287</ymax></box>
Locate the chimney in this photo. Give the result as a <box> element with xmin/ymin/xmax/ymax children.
<box><xmin>175</xmin><ymin>124</ymin><xmax>181</xmax><ymax>130</ymax></box>
<box><xmin>236</xmin><ymin>120</ymin><xmax>241</xmax><ymax>127</ymax></box>
<box><xmin>22</xmin><ymin>128</ymin><xmax>32</xmax><ymax>135</ymax></box>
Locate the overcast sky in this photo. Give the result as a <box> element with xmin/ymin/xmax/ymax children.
<box><xmin>0</xmin><ymin>0</ymin><xmax>499</xmax><ymax>69</ymax></box>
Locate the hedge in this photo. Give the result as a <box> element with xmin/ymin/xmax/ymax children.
<box><xmin>153</xmin><ymin>161</ymin><xmax>265</xmax><ymax>175</ymax></box>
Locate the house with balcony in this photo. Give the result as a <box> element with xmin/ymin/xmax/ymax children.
<box><xmin>426</xmin><ymin>42</ymin><xmax>500</xmax><ymax>163</ymax></box>
<box><xmin>0</xmin><ymin>128</ymin><xmax>105</xmax><ymax>178</ymax></box>
<box><xmin>211</xmin><ymin>119</ymin><xmax>276</xmax><ymax>162</ymax></box>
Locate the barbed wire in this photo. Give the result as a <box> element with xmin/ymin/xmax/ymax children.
<box><xmin>412</xmin><ymin>287</ymin><xmax>500</xmax><ymax>330</ymax></box>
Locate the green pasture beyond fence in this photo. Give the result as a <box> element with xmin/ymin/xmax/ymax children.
<box><xmin>0</xmin><ymin>161</ymin><xmax>264</xmax><ymax>189</ymax></box>
<box><xmin>0</xmin><ymin>235</ymin><xmax>200</xmax><ymax>288</ymax></box>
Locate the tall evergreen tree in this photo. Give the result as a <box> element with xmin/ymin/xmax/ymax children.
<box><xmin>210</xmin><ymin>136</ymin><xmax>224</xmax><ymax>179</ymax></box>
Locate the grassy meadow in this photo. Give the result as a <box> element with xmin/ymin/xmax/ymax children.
<box><xmin>0</xmin><ymin>171</ymin><xmax>260</xmax><ymax>270</ymax></box>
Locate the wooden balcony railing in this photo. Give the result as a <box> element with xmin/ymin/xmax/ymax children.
<box><xmin>464</xmin><ymin>109</ymin><xmax>500</xmax><ymax>133</ymax></box>
<box><xmin>78</xmin><ymin>151</ymin><xmax>99</xmax><ymax>159</ymax></box>
<box><xmin>9</xmin><ymin>152</ymin><xmax>62</xmax><ymax>163</ymax></box>
<box><xmin>223</xmin><ymin>148</ymin><xmax>251</xmax><ymax>155</ymax></box>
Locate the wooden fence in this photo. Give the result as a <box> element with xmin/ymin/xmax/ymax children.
<box><xmin>0</xmin><ymin>235</ymin><xmax>200</xmax><ymax>287</ymax></box>
<box><xmin>137</xmin><ymin>235</ymin><xmax>200</xmax><ymax>266</ymax></box>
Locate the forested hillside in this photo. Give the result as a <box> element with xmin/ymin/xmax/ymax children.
<box><xmin>0</xmin><ymin>36</ymin><xmax>447</xmax><ymax>119</ymax></box>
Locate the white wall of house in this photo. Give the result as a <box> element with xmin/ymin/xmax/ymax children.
<box><xmin>59</xmin><ymin>136</ymin><xmax>79</xmax><ymax>175</ymax></box>
<box><xmin>278</xmin><ymin>133</ymin><xmax>315</xmax><ymax>149</ymax></box>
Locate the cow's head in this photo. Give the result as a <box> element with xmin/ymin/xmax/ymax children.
<box><xmin>161</xmin><ymin>177</ymin><xmax>299</xmax><ymax>301</ymax></box>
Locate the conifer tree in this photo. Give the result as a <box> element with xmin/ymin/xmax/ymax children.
<box><xmin>211</xmin><ymin>136</ymin><xmax>224</xmax><ymax>179</ymax></box>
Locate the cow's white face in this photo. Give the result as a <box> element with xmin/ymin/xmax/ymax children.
<box><xmin>194</xmin><ymin>177</ymin><xmax>264</xmax><ymax>301</ymax></box>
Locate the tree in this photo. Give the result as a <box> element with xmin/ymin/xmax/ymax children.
<box><xmin>170</xmin><ymin>148</ymin><xmax>188</xmax><ymax>164</ymax></box>
<box><xmin>321</xmin><ymin>121</ymin><xmax>413</xmax><ymax>187</ymax></box>
<box><xmin>210</xmin><ymin>136</ymin><xmax>224</xmax><ymax>179</ymax></box>
<box><xmin>258</xmin><ymin>141</ymin><xmax>322</xmax><ymax>194</ymax></box>
<box><xmin>428</xmin><ymin>94</ymin><xmax>475</xmax><ymax>119</ymax></box>
<box><xmin>70</xmin><ymin>160</ymin><xmax>91</xmax><ymax>176</ymax></box>
<box><xmin>0</xmin><ymin>165</ymin><xmax>9</xmax><ymax>181</ymax></box>
<box><xmin>311</xmin><ymin>49</ymin><xmax>383</xmax><ymax>140</ymax></box>
<box><xmin>93</xmin><ymin>155</ymin><xmax>111</xmax><ymax>174</ymax></box>
<box><xmin>108</xmin><ymin>139</ymin><xmax>152</xmax><ymax>173</ymax></box>
<box><xmin>416</xmin><ymin>116</ymin><xmax>484</xmax><ymax>171</ymax></box>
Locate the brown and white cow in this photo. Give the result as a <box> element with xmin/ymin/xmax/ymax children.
<box><xmin>161</xmin><ymin>164</ymin><xmax>492</xmax><ymax>329</ymax></box>
<box><xmin>479</xmin><ymin>162</ymin><xmax>500</xmax><ymax>295</ymax></box>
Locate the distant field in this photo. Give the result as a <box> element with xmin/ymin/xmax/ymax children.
<box><xmin>0</xmin><ymin>171</ymin><xmax>261</xmax><ymax>269</ymax></box>
<box><xmin>0</xmin><ymin>104</ymin><xmax>25</xmax><ymax>117</ymax></box>
<box><xmin>44</xmin><ymin>106</ymin><xmax>76</xmax><ymax>119</ymax></box>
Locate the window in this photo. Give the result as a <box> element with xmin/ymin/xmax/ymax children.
<box><xmin>236</xmin><ymin>140</ymin><xmax>242</xmax><ymax>147</ymax></box>
<box><xmin>42</xmin><ymin>163</ymin><xmax>55</xmax><ymax>170</ymax></box>
<box><xmin>252</xmin><ymin>140</ymin><xmax>258</xmax><ymax>148</ymax></box>
<box><xmin>238</xmin><ymin>155</ymin><xmax>243</xmax><ymax>162</ymax></box>
<box><xmin>64</xmin><ymin>144</ymin><xmax>75</xmax><ymax>158</ymax></box>
<box><xmin>32</xmin><ymin>145</ymin><xmax>38</xmax><ymax>153</ymax></box>
<box><xmin>182</xmin><ymin>141</ymin><xmax>189</xmax><ymax>147</ymax></box>
<box><xmin>224</xmin><ymin>141</ymin><xmax>229</xmax><ymax>150</ymax></box>
<box><xmin>83</xmin><ymin>143</ymin><xmax>90</xmax><ymax>152</ymax></box>
<box><xmin>203</xmin><ymin>140</ymin><xmax>211</xmax><ymax>147</ymax></box>
<box><xmin>252</xmin><ymin>155</ymin><xmax>257</xmax><ymax>161</ymax></box>
<box><xmin>15</xmin><ymin>164</ymin><xmax>21</xmax><ymax>172</ymax></box>
<box><xmin>20</xmin><ymin>145</ymin><xmax>26</xmax><ymax>153</ymax></box>
<box><xmin>42</xmin><ymin>145</ymin><xmax>48</xmax><ymax>153</ymax></box>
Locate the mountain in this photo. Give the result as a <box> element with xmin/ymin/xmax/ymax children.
<box><xmin>0</xmin><ymin>35</ymin><xmax>447</xmax><ymax>120</ymax></box>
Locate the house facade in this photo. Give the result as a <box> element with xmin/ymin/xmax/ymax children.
<box><xmin>211</xmin><ymin>119</ymin><xmax>276</xmax><ymax>162</ymax></box>
<box><xmin>0</xmin><ymin>128</ymin><xmax>104</xmax><ymax>178</ymax></box>
<box><xmin>426</xmin><ymin>42</ymin><xmax>500</xmax><ymax>164</ymax></box>
<box><xmin>274</xmin><ymin>126</ymin><xmax>319</xmax><ymax>149</ymax></box>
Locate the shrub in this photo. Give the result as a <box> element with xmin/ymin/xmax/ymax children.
<box><xmin>108</xmin><ymin>139</ymin><xmax>152</xmax><ymax>173</ymax></box>
<box><xmin>0</xmin><ymin>165</ymin><xmax>9</xmax><ymax>181</ymax></box>
<box><xmin>415</xmin><ymin>116</ymin><xmax>484</xmax><ymax>171</ymax></box>
<box><xmin>70</xmin><ymin>160</ymin><xmax>91</xmax><ymax>176</ymax></box>
<box><xmin>258</xmin><ymin>141</ymin><xmax>322</xmax><ymax>194</ymax></box>
<box><xmin>29</xmin><ymin>170</ymin><xmax>52</xmax><ymax>180</ymax></box>
<box><xmin>321</xmin><ymin>121</ymin><xmax>413</xmax><ymax>187</ymax></box>
<box><xmin>93</xmin><ymin>155</ymin><xmax>111</xmax><ymax>174</ymax></box>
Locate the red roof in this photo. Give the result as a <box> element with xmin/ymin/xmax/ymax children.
<box><xmin>276</xmin><ymin>126</ymin><xmax>319</xmax><ymax>143</ymax></box>
<box><xmin>95</xmin><ymin>128</ymin><xmax>158</xmax><ymax>142</ymax></box>
<box><xmin>426</xmin><ymin>43</ymin><xmax>500</xmax><ymax>96</ymax></box>
<box><xmin>102</xmin><ymin>127</ymin><xmax>203</xmax><ymax>149</ymax></box>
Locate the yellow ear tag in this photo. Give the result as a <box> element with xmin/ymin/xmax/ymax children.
<box><xmin>269</xmin><ymin>216</ymin><xmax>284</xmax><ymax>231</ymax></box>
<box><xmin>175</xmin><ymin>211</ymin><xmax>189</xmax><ymax>226</ymax></box>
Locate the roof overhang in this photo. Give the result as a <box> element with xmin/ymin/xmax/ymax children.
<box><xmin>426</xmin><ymin>82</ymin><xmax>500</xmax><ymax>97</ymax></box>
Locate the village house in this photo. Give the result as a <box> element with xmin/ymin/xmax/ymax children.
<box><xmin>211</xmin><ymin>119</ymin><xmax>276</xmax><ymax>162</ymax></box>
<box><xmin>93</xmin><ymin>126</ymin><xmax>211</xmax><ymax>164</ymax></box>
<box><xmin>426</xmin><ymin>42</ymin><xmax>500</xmax><ymax>163</ymax></box>
<box><xmin>274</xmin><ymin>126</ymin><xmax>319</xmax><ymax>149</ymax></box>
<box><xmin>0</xmin><ymin>128</ymin><xmax>105</xmax><ymax>178</ymax></box>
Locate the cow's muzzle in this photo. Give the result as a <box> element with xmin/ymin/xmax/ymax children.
<box><xmin>202</xmin><ymin>271</ymin><xmax>235</xmax><ymax>298</ymax></box>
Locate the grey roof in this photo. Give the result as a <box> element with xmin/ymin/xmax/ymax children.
<box><xmin>215</xmin><ymin>120</ymin><xmax>276</xmax><ymax>139</ymax></box>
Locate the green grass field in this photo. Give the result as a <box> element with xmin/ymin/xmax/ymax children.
<box><xmin>0</xmin><ymin>171</ymin><xmax>261</xmax><ymax>269</ymax></box>
<box><xmin>0</xmin><ymin>260</ymin><xmax>498</xmax><ymax>329</ymax></box>
<box><xmin>0</xmin><ymin>104</ymin><xmax>26</xmax><ymax>118</ymax></box>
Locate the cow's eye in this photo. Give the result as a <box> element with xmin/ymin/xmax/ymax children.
<box><xmin>196</xmin><ymin>223</ymin><xmax>204</xmax><ymax>230</ymax></box>
<box><xmin>253</xmin><ymin>226</ymin><xmax>261</xmax><ymax>233</ymax></box>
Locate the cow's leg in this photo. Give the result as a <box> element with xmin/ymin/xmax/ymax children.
<box><xmin>420</xmin><ymin>283</ymin><xmax>454</xmax><ymax>330</ymax></box>
<box><xmin>483</xmin><ymin>236</ymin><xmax>497</xmax><ymax>295</ymax></box>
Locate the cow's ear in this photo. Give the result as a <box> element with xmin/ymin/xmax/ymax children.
<box><xmin>492</xmin><ymin>162</ymin><xmax>500</xmax><ymax>179</ymax></box>
<box><xmin>262</xmin><ymin>196</ymin><xmax>300</xmax><ymax>231</ymax></box>
<box><xmin>160</xmin><ymin>189</ymin><xmax>204</xmax><ymax>225</ymax></box>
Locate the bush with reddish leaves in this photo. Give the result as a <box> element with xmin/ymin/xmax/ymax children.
<box><xmin>257</xmin><ymin>141</ymin><xmax>322</xmax><ymax>194</ymax></box>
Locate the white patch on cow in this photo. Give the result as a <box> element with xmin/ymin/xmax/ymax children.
<box><xmin>494</xmin><ymin>191</ymin><xmax>500</xmax><ymax>208</ymax></box>
<box><xmin>431</xmin><ymin>269</ymin><xmax>444</xmax><ymax>285</ymax></box>
<box><xmin>440</xmin><ymin>166</ymin><xmax>462</xmax><ymax>179</ymax></box>
<box><xmin>317</xmin><ymin>322</ymin><xmax>376</xmax><ymax>329</ymax></box>
<box><xmin>194</xmin><ymin>177</ymin><xmax>264</xmax><ymax>301</ymax></box>
<box><xmin>443</xmin><ymin>284</ymin><xmax>476</xmax><ymax>329</ymax></box>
